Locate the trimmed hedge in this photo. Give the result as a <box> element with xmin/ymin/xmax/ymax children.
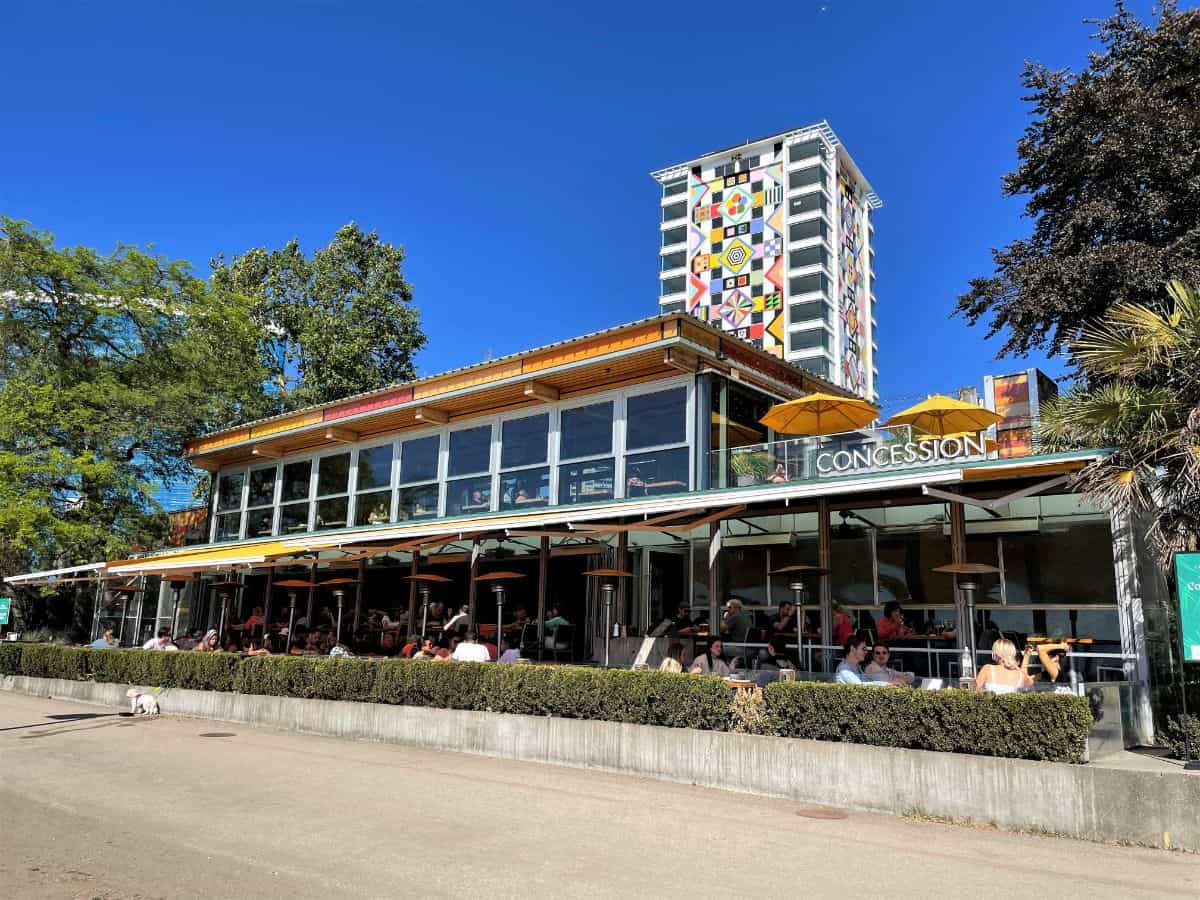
<box><xmin>0</xmin><ymin>644</ymin><xmax>1093</xmax><ymax>762</ymax></box>
<box><xmin>763</xmin><ymin>681</ymin><xmax>1092</xmax><ymax>763</ymax></box>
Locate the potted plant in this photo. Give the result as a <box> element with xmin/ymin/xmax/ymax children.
<box><xmin>730</xmin><ymin>450</ymin><xmax>770</xmax><ymax>486</ymax></box>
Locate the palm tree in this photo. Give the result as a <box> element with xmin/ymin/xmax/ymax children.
<box><xmin>1038</xmin><ymin>280</ymin><xmax>1200</xmax><ymax>562</ymax></box>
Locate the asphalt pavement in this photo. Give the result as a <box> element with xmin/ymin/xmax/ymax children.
<box><xmin>1</xmin><ymin>690</ymin><xmax>1196</xmax><ymax>899</ymax></box>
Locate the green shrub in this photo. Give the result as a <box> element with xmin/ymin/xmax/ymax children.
<box><xmin>763</xmin><ymin>682</ymin><xmax>1092</xmax><ymax>763</ymax></box>
<box><xmin>18</xmin><ymin>644</ymin><xmax>90</xmax><ymax>681</ymax></box>
<box><xmin>90</xmin><ymin>649</ymin><xmax>241</xmax><ymax>692</ymax></box>
<box><xmin>3</xmin><ymin>644</ymin><xmax>1092</xmax><ymax>762</ymax></box>
<box><xmin>1165</xmin><ymin>714</ymin><xmax>1200</xmax><ymax>761</ymax></box>
<box><xmin>0</xmin><ymin>643</ymin><xmax>23</xmax><ymax>675</ymax></box>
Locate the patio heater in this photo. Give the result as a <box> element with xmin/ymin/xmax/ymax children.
<box><xmin>273</xmin><ymin>579</ymin><xmax>316</xmax><ymax>650</ymax></box>
<box><xmin>932</xmin><ymin>563</ymin><xmax>1000</xmax><ymax>682</ymax></box>
<box><xmin>162</xmin><ymin>576</ymin><xmax>196</xmax><ymax>639</ymax></box>
<box><xmin>769</xmin><ymin>564</ymin><xmax>830</xmax><ymax>669</ymax></box>
<box><xmin>402</xmin><ymin>573</ymin><xmax>453</xmax><ymax>639</ymax></box>
<box><xmin>105</xmin><ymin>583</ymin><xmax>144</xmax><ymax>646</ymax></box>
<box><xmin>475</xmin><ymin>571</ymin><xmax>526</xmax><ymax>652</ymax></box>
<box><xmin>584</xmin><ymin>569</ymin><xmax>633</xmax><ymax>668</ymax></box>
<box><xmin>320</xmin><ymin>577</ymin><xmax>359</xmax><ymax>642</ymax></box>
<box><xmin>210</xmin><ymin>580</ymin><xmax>242</xmax><ymax>640</ymax></box>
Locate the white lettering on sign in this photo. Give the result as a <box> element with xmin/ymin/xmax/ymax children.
<box><xmin>816</xmin><ymin>435</ymin><xmax>988</xmax><ymax>476</ymax></box>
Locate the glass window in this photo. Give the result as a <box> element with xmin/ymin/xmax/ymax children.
<box><xmin>446</xmin><ymin>476</ymin><xmax>493</xmax><ymax>516</ymax></box>
<box><xmin>789</xmin><ymin>192</ymin><xmax>826</xmax><ymax>217</ymax></box>
<box><xmin>400</xmin><ymin>435</ymin><xmax>440</xmax><ymax>484</ymax></box>
<box><xmin>625</xmin><ymin>447</ymin><xmax>689</xmax><ymax>497</ymax></box>
<box><xmin>796</xmin><ymin>358</ymin><xmax>829</xmax><ymax>379</ymax></box>
<box><xmin>626</xmin><ymin>387</ymin><xmax>686</xmax><ymax>449</ymax></box>
<box><xmin>789</xmin><ymin>140</ymin><xmax>821</xmax><ymax>161</ymax></box>
<box><xmin>789</xmin><ymin>246</ymin><xmax>826</xmax><ymax>270</ymax></box>
<box><xmin>662</xmin><ymin>226</ymin><xmax>687</xmax><ymax>247</ymax></box>
<box><xmin>789</xmin><ymin>299</ymin><xmax>827</xmax><ymax>323</ymax></box>
<box><xmin>315</xmin><ymin>496</ymin><xmax>349</xmax><ymax>529</ymax></box>
<box><xmin>398</xmin><ymin>484</ymin><xmax>439</xmax><ymax>520</ymax></box>
<box><xmin>354</xmin><ymin>490</ymin><xmax>392</xmax><ymax>527</ymax></box>
<box><xmin>788</xmin><ymin>166</ymin><xmax>823</xmax><ymax>190</ymax></box>
<box><xmin>560</xmin><ymin>402</ymin><xmax>613</xmax><ymax>459</ymax></box>
<box><xmin>246</xmin><ymin>508</ymin><xmax>275</xmax><ymax>538</ymax></box>
<box><xmin>357</xmin><ymin>444</ymin><xmax>393</xmax><ymax>491</ymax></box>
<box><xmin>316</xmin><ymin>452</ymin><xmax>350</xmax><ymax>497</ymax></box>
<box><xmin>789</xmin><ymin>219</ymin><xmax>824</xmax><ymax>242</ymax></box>
<box><xmin>660</xmin><ymin>275</ymin><xmax>685</xmax><ymax>296</ymax></box>
<box><xmin>660</xmin><ymin>250</ymin><xmax>686</xmax><ymax>271</ymax></box>
<box><xmin>499</xmin><ymin>468</ymin><xmax>550</xmax><ymax>510</ymax></box>
<box><xmin>281</xmin><ymin>460</ymin><xmax>311</xmax><ymax>502</ymax></box>
<box><xmin>558</xmin><ymin>459</ymin><xmax>615</xmax><ymax>505</ymax></box>
<box><xmin>662</xmin><ymin>178</ymin><xmax>687</xmax><ymax>197</ymax></box>
<box><xmin>279</xmin><ymin>501</ymin><xmax>309</xmax><ymax>534</ymax></box>
<box><xmin>662</xmin><ymin>201</ymin><xmax>686</xmax><ymax>223</ymax></box>
<box><xmin>661</xmin><ymin>300</ymin><xmax>685</xmax><ymax>314</ymax></box>
<box><xmin>789</xmin><ymin>329</ymin><xmax>829</xmax><ymax>352</ymax></box>
<box><xmin>448</xmin><ymin>425</ymin><xmax>491</xmax><ymax>476</ymax></box>
<box><xmin>215</xmin><ymin>511</ymin><xmax>241</xmax><ymax>541</ymax></box>
<box><xmin>789</xmin><ymin>273</ymin><xmax>828</xmax><ymax>296</ymax></box>
<box><xmin>216</xmin><ymin>472</ymin><xmax>244</xmax><ymax>512</ymax></box>
<box><xmin>247</xmin><ymin>466</ymin><xmax>276</xmax><ymax>508</ymax></box>
<box><xmin>501</xmin><ymin>414</ymin><xmax>548</xmax><ymax>468</ymax></box>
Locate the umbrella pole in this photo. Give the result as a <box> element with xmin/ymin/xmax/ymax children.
<box><xmin>286</xmin><ymin>591</ymin><xmax>297</xmax><ymax>651</ymax></box>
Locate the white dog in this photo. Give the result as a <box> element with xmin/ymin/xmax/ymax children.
<box><xmin>126</xmin><ymin>688</ymin><xmax>160</xmax><ymax>716</ymax></box>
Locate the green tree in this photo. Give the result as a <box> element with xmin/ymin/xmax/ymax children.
<box><xmin>1038</xmin><ymin>280</ymin><xmax>1200</xmax><ymax>562</ymax></box>
<box><xmin>0</xmin><ymin>217</ymin><xmax>271</xmax><ymax>634</ymax></box>
<box><xmin>956</xmin><ymin>1</ymin><xmax>1200</xmax><ymax>357</ymax></box>
<box><xmin>211</xmin><ymin>223</ymin><xmax>425</xmax><ymax>407</ymax></box>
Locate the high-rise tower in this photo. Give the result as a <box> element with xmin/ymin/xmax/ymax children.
<box><xmin>652</xmin><ymin>121</ymin><xmax>880</xmax><ymax>399</ymax></box>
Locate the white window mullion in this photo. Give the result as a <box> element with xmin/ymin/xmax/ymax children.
<box><xmin>390</xmin><ymin>438</ymin><xmax>401</xmax><ymax>523</ymax></box>
<box><xmin>614</xmin><ymin>395</ymin><xmax>627</xmax><ymax>500</ymax></box>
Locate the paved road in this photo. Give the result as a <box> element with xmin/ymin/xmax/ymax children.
<box><xmin>1</xmin><ymin>691</ymin><xmax>1196</xmax><ymax>899</ymax></box>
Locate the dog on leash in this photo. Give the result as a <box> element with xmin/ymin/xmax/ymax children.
<box><xmin>126</xmin><ymin>688</ymin><xmax>160</xmax><ymax>716</ymax></box>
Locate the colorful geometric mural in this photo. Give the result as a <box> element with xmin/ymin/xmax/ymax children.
<box><xmin>685</xmin><ymin>156</ymin><xmax>786</xmax><ymax>357</ymax></box>
<box><xmin>838</xmin><ymin>167</ymin><xmax>868</xmax><ymax>395</ymax></box>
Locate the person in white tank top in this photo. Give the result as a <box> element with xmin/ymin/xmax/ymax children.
<box><xmin>974</xmin><ymin>638</ymin><xmax>1034</xmax><ymax>694</ymax></box>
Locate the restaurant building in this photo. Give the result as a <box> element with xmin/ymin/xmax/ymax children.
<box><xmin>5</xmin><ymin>313</ymin><xmax>1171</xmax><ymax>741</ymax></box>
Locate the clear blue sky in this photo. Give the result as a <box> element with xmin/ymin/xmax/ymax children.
<box><xmin>1</xmin><ymin>0</ymin><xmax>1174</xmax><ymax>414</ymax></box>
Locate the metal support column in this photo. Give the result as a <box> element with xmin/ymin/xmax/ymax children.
<box><xmin>818</xmin><ymin>496</ymin><xmax>832</xmax><ymax>670</ymax></box>
<box><xmin>407</xmin><ymin>552</ymin><xmax>420</xmax><ymax>634</ymax></box>
<box><xmin>537</xmin><ymin>536</ymin><xmax>549</xmax><ymax>660</ymax></box>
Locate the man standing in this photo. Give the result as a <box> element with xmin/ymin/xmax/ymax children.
<box><xmin>451</xmin><ymin>631</ymin><xmax>491</xmax><ymax>662</ymax></box>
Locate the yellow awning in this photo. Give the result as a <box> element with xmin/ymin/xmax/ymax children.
<box><xmin>106</xmin><ymin>541</ymin><xmax>295</xmax><ymax>575</ymax></box>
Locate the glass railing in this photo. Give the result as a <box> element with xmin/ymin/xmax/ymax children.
<box><xmin>708</xmin><ymin>425</ymin><xmax>992</xmax><ymax>489</ymax></box>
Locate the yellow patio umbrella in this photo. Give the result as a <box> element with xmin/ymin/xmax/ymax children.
<box><xmin>759</xmin><ymin>392</ymin><xmax>880</xmax><ymax>436</ymax></box>
<box><xmin>883</xmin><ymin>395</ymin><xmax>1003</xmax><ymax>436</ymax></box>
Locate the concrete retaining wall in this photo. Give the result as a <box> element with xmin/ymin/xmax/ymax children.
<box><xmin>5</xmin><ymin>674</ymin><xmax>1198</xmax><ymax>851</ymax></box>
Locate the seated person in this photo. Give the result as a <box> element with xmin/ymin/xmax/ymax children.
<box><xmin>444</xmin><ymin>605</ymin><xmax>470</xmax><ymax>633</ymax></box>
<box><xmin>768</xmin><ymin>463</ymin><xmax>788</xmax><ymax>483</ymax></box>
<box><xmin>863</xmin><ymin>642</ymin><xmax>914</xmax><ymax>685</ymax></box>
<box><xmin>876</xmin><ymin>600</ymin><xmax>914</xmax><ymax>641</ymax></box>
<box><xmin>670</xmin><ymin>603</ymin><xmax>697</xmax><ymax>633</ymax></box>
<box><xmin>1035</xmin><ymin>641</ymin><xmax>1079</xmax><ymax>689</ymax></box>
<box><xmin>504</xmin><ymin>606</ymin><xmax>529</xmax><ymax>634</ymax></box>
<box><xmin>497</xmin><ymin>638</ymin><xmax>521</xmax><ymax>664</ymax></box>
<box><xmin>769</xmin><ymin>601</ymin><xmax>797</xmax><ymax>635</ymax></box>
<box><xmin>832</xmin><ymin>601</ymin><xmax>853</xmax><ymax>646</ymax></box>
<box><xmin>329</xmin><ymin>642</ymin><xmax>354</xmax><ymax>658</ymax></box>
<box><xmin>425</xmin><ymin>601</ymin><xmax>447</xmax><ymax>631</ymax></box>
<box><xmin>835</xmin><ymin>636</ymin><xmax>889</xmax><ymax>685</ymax></box>
<box><xmin>757</xmin><ymin>635</ymin><xmax>796</xmax><ymax>670</ymax></box>
<box><xmin>236</xmin><ymin>607</ymin><xmax>265</xmax><ymax>632</ymax></box>
<box><xmin>411</xmin><ymin>637</ymin><xmax>439</xmax><ymax>660</ymax></box>
<box><xmin>380</xmin><ymin>609</ymin><xmax>406</xmax><ymax>631</ymax></box>
<box><xmin>659</xmin><ymin>641</ymin><xmax>687</xmax><ymax>673</ymax></box>
<box><xmin>688</xmin><ymin>639</ymin><xmax>737</xmax><ymax>676</ymax></box>
<box><xmin>378</xmin><ymin>632</ymin><xmax>400</xmax><ymax>657</ymax></box>
<box><xmin>246</xmin><ymin>637</ymin><xmax>271</xmax><ymax>656</ymax></box>
<box><xmin>544</xmin><ymin>605</ymin><xmax>570</xmax><ymax>633</ymax></box>
<box><xmin>451</xmin><ymin>631</ymin><xmax>491</xmax><ymax>662</ymax></box>
<box><xmin>719</xmin><ymin>598</ymin><xmax>753</xmax><ymax>642</ymax></box>
<box><xmin>974</xmin><ymin>639</ymin><xmax>1034</xmax><ymax>694</ymax></box>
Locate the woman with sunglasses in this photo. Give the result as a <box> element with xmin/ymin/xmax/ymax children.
<box><xmin>863</xmin><ymin>642</ymin><xmax>914</xmax><ymax>685</ymax></box>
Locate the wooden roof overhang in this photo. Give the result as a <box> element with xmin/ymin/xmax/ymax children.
<box><xmin>184</xmin><ymin>314</ymin><xmax>844</xmax><ymax>470</ymax></box>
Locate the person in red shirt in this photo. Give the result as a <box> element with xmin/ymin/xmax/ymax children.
<box><xmin>876</xmin><ymin>600</ymin><xmax>914</xmax><ymax>642</ymax></box>
<box><xmin>832</xmin><ymin>601</ymin><xmax>854</xmax><ymax>646</ymax></box>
